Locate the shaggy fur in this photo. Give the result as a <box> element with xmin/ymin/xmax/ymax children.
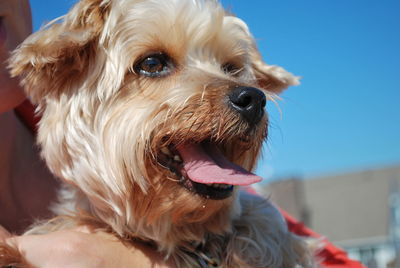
<box><xmin>1</xmin><ymin>0</ymin><xmax>315</xmax><ymax>267</ymax></box>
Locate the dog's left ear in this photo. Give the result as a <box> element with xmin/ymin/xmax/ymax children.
<box><xmin>250</xmin><ymin>47</ymin><xmax>299</xmax><ymax>95</ymax></box>
<box><xmin>9</xmin><ymin>0</ymin><xmax>111</xmax><ymax>103</ymax></box>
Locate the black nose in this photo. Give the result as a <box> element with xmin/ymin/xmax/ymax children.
<box><xmin>228</xmin><ymin>86</ymin><xmax>266</xmax><ymax>124</ymax></box>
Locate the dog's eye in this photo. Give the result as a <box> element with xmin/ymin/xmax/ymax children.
<box><xmin>222</xmin><ymin>63</ymin><xmax>241</xmax><ymax>76</ymax></box>
<box><xmin>135</xmin><ymin>53</ymin><xmax>172</xmax><ymax>78</ymax></box>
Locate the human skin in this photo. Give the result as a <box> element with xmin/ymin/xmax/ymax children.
<box><xmin>0</xmin><ymin>226</ymin><xmax>174</xmax><ymax>268</ymax></box>
<box><xmin>0</xmin><ymin>1</ymin><xmax>173</xmax><ymax>266</ymax></box>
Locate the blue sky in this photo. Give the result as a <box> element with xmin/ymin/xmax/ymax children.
<box><xmin>30</xmin><ymin>0</ymin><xmax>400</xmax><ymax>181</ymax></box>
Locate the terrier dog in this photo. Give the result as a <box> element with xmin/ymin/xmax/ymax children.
<box><xmin>1</xmin><ymin>0</ymin><xmax>315</xmax><ymax>267</ymax></box>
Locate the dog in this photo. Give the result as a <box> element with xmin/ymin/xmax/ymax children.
<box><xmin>1</xmin><ymin>0</ymin><xmax>315</xmax><ymax>267</ymax></box>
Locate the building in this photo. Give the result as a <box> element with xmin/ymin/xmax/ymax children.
<box><xmin>260</xmin><ymin>165</ymin><xmax>400</xmax><ymax>268</ymax></box>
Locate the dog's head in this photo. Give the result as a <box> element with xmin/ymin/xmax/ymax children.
<box><xmin>11</xmin><ymin>0</ymin><xmax>298</xmax><ymax>250</ymax></box>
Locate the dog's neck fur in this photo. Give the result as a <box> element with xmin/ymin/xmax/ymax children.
<box><xmin>52</xmin><ymin>182</ymin><xmax>237</xmax><ymax>253</ymax></box>
<box><xmin>49</xmin><ymin>186</ymin><xmax>312</xmax><ymax>268</ymax></box>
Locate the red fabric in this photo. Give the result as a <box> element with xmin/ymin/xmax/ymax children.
<box><xmin>281</xmin><ymin>210</ymin><xmax>365</xmax><ymax>268</ymax></box>
<box><xmin>15</xmin><ymin>99</ymin><xmax>365</xmax><ymax>268</ymax></box>
<box><xmin>14</xmin><ymin>99</ymin><xmax>39</xmax><ymax>135</ymax></box>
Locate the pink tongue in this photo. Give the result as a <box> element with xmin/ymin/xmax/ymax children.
<box><xmin>177</xmin><ymin>143</ymin><xmax>263</xmax><ymax>186</ymax></box>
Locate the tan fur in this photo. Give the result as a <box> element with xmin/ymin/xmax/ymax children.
<box><xmin>3</xmin><ymin>0</ymin><xmax>314</xmax><ymax>267</ymax></box>
<box><xmin>0</xmin><ymin>243</ymin><xmax>28</xmax><ymax>268</ymax></box>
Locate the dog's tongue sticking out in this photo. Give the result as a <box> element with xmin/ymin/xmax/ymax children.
<box><xmin>177</xmin><ymin>143</ymin><xmax>262</xmax><ymax>186</ymax></box>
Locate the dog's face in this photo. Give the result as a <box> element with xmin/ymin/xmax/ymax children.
<box><xmin>11</xmin><ymin>0</ymin><xmax>297</xmax><ymax>248</ymax></box>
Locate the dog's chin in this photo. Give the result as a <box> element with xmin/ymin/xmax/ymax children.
<box><xmin>156</xmin><ymin>140</ymin><xmax>262</xmax><ymax>200</ymax></box>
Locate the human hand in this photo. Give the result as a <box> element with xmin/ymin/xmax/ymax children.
<box><xmin>0</xmin><ymin>226</ymin><xmax>174</xmax><ymax>268</ymax></box>
<box><xmin>0</xmin><ymin>225</ymin><xmax>10</xmax><ymax>241</ymax></box>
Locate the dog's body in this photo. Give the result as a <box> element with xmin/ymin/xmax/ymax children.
<box><xmin>1</xmin><ymin>0</ymin><xmax>315</xmax><ymax>267</ymax></box>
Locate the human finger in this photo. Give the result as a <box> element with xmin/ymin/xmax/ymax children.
<box><xmin>0</xmin><ymin>225</ymin><xmax>11</xmax><ymax>242</ymax></box>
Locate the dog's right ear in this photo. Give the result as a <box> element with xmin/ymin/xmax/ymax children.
<box><xmin>9</xmin><ymin>0</ymin><xmax>111</xmax><ymax>103</ymax></box>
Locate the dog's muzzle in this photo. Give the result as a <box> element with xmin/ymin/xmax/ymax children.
<box><xmin>228</xmin><ymin>86</ymin><xmax>266</xmax><ymax>125</ymax></box>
